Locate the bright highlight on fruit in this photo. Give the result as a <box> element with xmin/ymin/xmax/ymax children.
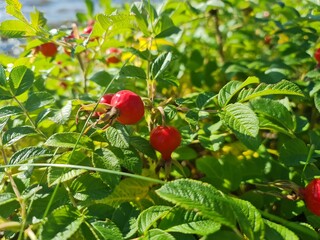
<box><xmin>150</xmin><ymin>126</ymin><xmax>181</xmax><ymax>161</ymax></box>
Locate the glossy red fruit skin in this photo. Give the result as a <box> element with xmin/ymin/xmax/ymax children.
<box><xmin>302</xmin><ymin>178</ymin><xmax>320</xmax><ymax>216</ymax></box>
<box><xmin>110</xmin><ymin>90</ymin><xmax>144</xmax><ymax>125</ymax></box>
<box><xmin>315</xmin><ymin>48</ymin><xmax>320</xmax><ymax>63</ymax></box>
<box><xmin>39</xmin><ymin>42</ymin><xmax>58</xmax><ymax>57</ymax></box>
<box><xmin>150</xmin><ymin>126</ymin><xmax>181</xmax><ymax>161</ymax></box>
<box><xmin>106</xmin><ymin>47</ymin><xmax>121</xmax><ymax>64</ymax></box>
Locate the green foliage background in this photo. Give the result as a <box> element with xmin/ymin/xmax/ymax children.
<box><xmin>1</xmin><ymin>0</ymin><xmax>320</xmax><ymax>239</ymax></box>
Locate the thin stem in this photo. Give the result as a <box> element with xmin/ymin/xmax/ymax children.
<box><xmin>302</xmin><ymin>144</ymin><xmax>315</xmax><ymax>182</ymax></box>
<box><xmin>0</xmin><ymin>163</ymin><xmax>165</xmax><ymax>184</ymax></box>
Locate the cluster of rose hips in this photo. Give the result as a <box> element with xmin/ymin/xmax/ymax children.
<box><xmin>92</xmin><ymin>90</ymin><xmax>181</xmax><ymax>161</ymax></box>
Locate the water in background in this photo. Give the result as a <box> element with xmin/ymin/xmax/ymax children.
<box><xmin>0</xmin><ymin>0</ymin><xmax>135</xmax><ymax>56</ymax></box>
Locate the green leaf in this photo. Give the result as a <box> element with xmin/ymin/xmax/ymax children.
<box><xmin>141</xmin><ymin>229</ymin><xmax>175</xmax><ymax>240</ymax></box>
<box><xmin>137</xmin><ymin>205</ymin><xmax>172</xmax><ymax>234</ymax></box>
<box><xmin>250</xmin><ymin>98</ymin><xmax>294</xmax><ymax>131</ymax></box>
<box><xmin>218</xmin><ymin>76</ymin><xmax>259</xmax><ymax>107</ymax></box>
<box><xmin>258</xmin><ymin>117</ymin><xmax>295</xmax><ymax>137</ymax></box>
<box><xmin>9</xmin><ymin>146</ymin><xmax>52</xmax><ymax>165</ymax></box>
<box><xmin>156</xmin><ymin>179</ymin><xmax>236</xmax><ymax>228</ymax></box>
<box><xmin>230</xmin><ymin>198</ymin><xmax>265</xmax><ymax>240</ymax></box>
<box><xmin>50</xmin><ymin>101</ymin><xmax>73</xmax><ymax>124</ymax></box>
<box><xmin>111</xmin><ymin>202</ymin><xmax>139</xmax><ymax>239</ymax></box>
<box><xmin>105</xmin><ymin>124</ymin><xmax>130</xmax><ymax>149</ymax></box>
<box><xmin>220</xmin><ymin>103</ymin><xmax>259</xmax><ymax>138</ymax></box>
<box><xmin>6</xmin><ymin>0</ymin><xmax>28</xmax><ymax>22</ymax></box>
<box><xmin>2</xmin><ymin>126</ymin><xmax>38</xmax><ymax>145</ymax></box>
<box><xmin>314</xmin><ymin>92</ymin><xmax>320</xmax><ymax>114</ymax></box>
<box><xmin>0</xmin><ymin>106</ymin><xmax>23</xmax><ymax>118</ymax></box>
<box><xmin>118</xmin><ymin>65</ymin><xmax>146</xmax><ymax>80</ymax></box>
<box><xmin>96</xmin><ymin>14</ymin><xmax>134</xmax><ymax>33</ymax></box>
<box><xmin>0</xmin><ymin>20</ymin><xmax>32</xmax><ymax>37</ymax></box>
<box><xmin>91</xmin><ymin>220</ymin><xmax>124</xmax><ymax>240</ymax></box>
<box><xmin>85</xmin><ymin>0</ymin><xmax>94</xmax><ymax>17</ymax></box>
<box><xmin>196</xmin><ymin>155</ymin><xmax>242</xmax><ymax>192</ymax></box>
<box><xmin>90</xmin><ymin>71</ymin><xmax>112</xmax><ymax>87</ymax></box>
<box><xmin>109</xmin><ymin>147</ymin><xmax>142</xmax><ymax>174</ymax></box>
<box><xmin>25</xmin><ymin>91</ymin><xmax>55</xmax><ymax>112</ymax></box>
<box><xmin>130</xmin><ymin>3</ymin><xmax>150</xmax><ymax>36</ymax></box>
<box><xmin>0</xmin><ymin>64</ymin><xmax>6</xmax><ymax>86</ymax></box>
<box><xmin>30</xmin><ymin>8</ymin><xmax>47</xmax><ymax>28</ymax></box>
<box><xmin>96</xmin><ymin>178</ymin><xmax>155</xmax><ymax>207</ymax></box>
<box><xmin>154</xmin><ymin>14</ymin><xmax>180</xmax><ymax>38</ymax></box>
<box><xmin>159</xmin><ymin>207</ymin><xmax>221</xmax><ymax>235</ymax></box>
<box><xmin>237</xmin><ymin>80</ymin><xmax>304</xmax><ymax>102</ymax></box>
<box><xmin>8</xmin><ymin>66</ymin><xmax>34</xmax><ymax>96</ymax></box>
<box><xmin>264</xmin><ymin>219</ymin><xmax>299</xmax><ymax>240</ymax></box>
<box><xmin>155</xmin><ymin>26</ymin><xmax>180</xmax><ymax>38</ymax></box>
<box><xmin>0</xmin><ymin>193</ymin><xmax>16</xmax><ymax>206</ymax></box>
<box><xmin>130</xmin><ymin>136</ymin><xmax>157</xmax><ymax>159</ymax></box>
<box><xmin>92</xmin><ymin>153</ymin><xmax>121</xmax><ymax>190</ymax></box>
<box><xmin>196</xmin><ymin>92</ymin><xmax>215</xmax><ymax>109</ymax></box>
<box><xmin>48</xmin><ymin>150</ymin><xmax>89</xmax><ymax>186</ymax></box>
<box><xmin>172</xmin><ymin>146</ymin><xmax>197</xmax><ymax>161</ymax></box>
<box><xmin>70</xmin><ymin>173</ymin><xmax>112</xmax><ymax>201</ymax></box>
<box><xmin>151</xmin><ymin>52</ymin><xmax>173</xmax><ymax>80</ymax></box>
<box><xmin>40</xmin><ymin>205</ymin><xmax>84</xmax><ymax>240</ymax></box>
<box><xmin>279</xmin><ymin>138</ymin><xmax>309</xmax><ymax>166</ymax></box>
<box><xmin>220</xmin><ymin>103</ymin><xmax>261</xmax><ymax>149</ymax></box>
<box><xmin>0</xmin><ymin>118</ymin><xmax>8</xmax><ymax>133</ymax></box>
<box><xmin>45</xmin><ymin>132</ymin><xmax>94</xmax><ymax>150</ymax></box>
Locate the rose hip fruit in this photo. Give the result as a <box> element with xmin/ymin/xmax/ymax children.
<box><xmin>301</xmin><ymin>178</ymin><xmax>320</xmax><ymax>216</ymax></box>
<box><xmin>106</xmin><ymin>47</ymin><xmax>121</xmax><ymax>64</ymax></box>
<box><xmin>314</xmin><ymin>48</ymin><xmax>320</xmax><ymax>63</ymax></box>
<box><xmin>110</xmin><ymin>90</ymin><xmax>144</xmax><ymax>125</ymax></box>
<box><xmin>39</xmin><ymin>42</ymin><xmax>58</xmax><ymax>57</ymax></box>
<box><xmin>150</xmin><ymin>126</ymin><xmax>181</xmax><ymax>161</ymax></box>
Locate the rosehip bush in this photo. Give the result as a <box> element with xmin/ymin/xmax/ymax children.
<box><xmin>1</xmin><ymin>0</ymin><xmax>320</xmax><ymax>239</ymax></box>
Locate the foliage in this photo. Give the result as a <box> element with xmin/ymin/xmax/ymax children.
<box><xmin>0</xmin><ymin>0</ymin><xmax>320</xmax><ymax>239</ymax></box>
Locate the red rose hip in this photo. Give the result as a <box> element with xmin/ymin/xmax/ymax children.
<box><xmin>150</xmin><ymin>126</ymin><xmax>181</xmax><ymax>161</ymax></box>
<box><xmin>314</xmin><ymin>48</ymin><xmax>320</xmax><ymax>63</ymax></box>
<box><xmin>302</xmin><ymin>178</ymin><xmax>320</xmax><ymax>216</ymax></box>
<box><xmin>110</xmin><ymin>90</ymin><xmax>144</xmax><ymax>125</ymax></box>
<box><xmin>39</xmin><ymin>42</ymin><xmax>58</xmax><ymax>57</ymax></box>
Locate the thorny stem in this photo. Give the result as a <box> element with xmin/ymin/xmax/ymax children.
<box><xmin>1</xmin><ymin>146</ymin><xmax>27</xmax><ymax>240</ymax></box>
